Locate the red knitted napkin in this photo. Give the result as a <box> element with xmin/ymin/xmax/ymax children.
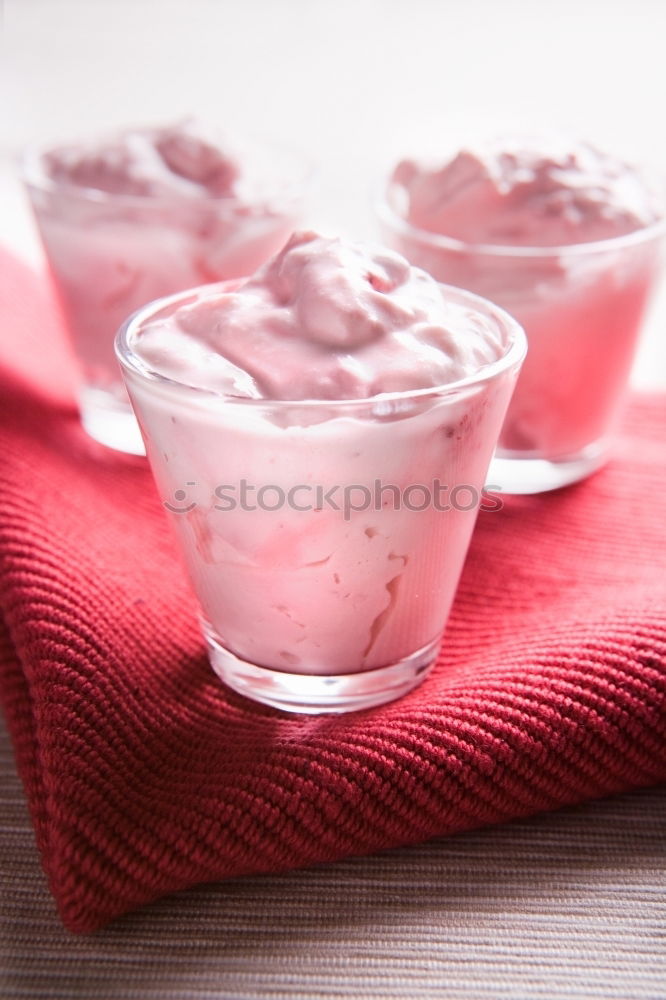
<box><xmin>1</xmin><ymin>249</ymin><xmax>665</xmax><ymax>934</ymax></box>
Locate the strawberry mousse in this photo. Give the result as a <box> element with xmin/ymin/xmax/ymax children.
<box><xmin>381</xmin><ymin>135</ymin><xmax>664</xmax><ymax>491</ymax></box>
<box><xmin>24</xmin><ymin>120</ymin><xmax>311</xmax><ymax>453</ymax></box>
<box><xmin>117</xmin><ymin>233</ymin><xmax>525</xmax><ymax>712</ymax></box>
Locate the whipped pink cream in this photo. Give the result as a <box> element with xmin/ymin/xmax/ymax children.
<box><xmin>135</xmin><ymin>231</ymin><xmax>504</xmax><ymax>399</ymax></box>
<box><xmin>25</xmin><ymin>120</ymin><xmax>309</xmax><ymax>452</ymax></box>
<box><xmin>392</xmin><ymin>135</ymin><xmax>662</xmax><ymax>247</ymax></box>
<box><xmin>120</xmin><ymin>234</ymin><xmax>523</xmax><ymax>693</ymax></box>
<box><xmin>43</xmin><ymin>119</ymin><xmax>242</xmax><ymax>198</ymax></box>
<box><xmin>383</xmin><ymin>136</ymin><xmax>664</xmax><ymax>465</ymax></box>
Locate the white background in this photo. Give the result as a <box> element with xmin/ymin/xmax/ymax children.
<box><xmin>2</xmin><ymin>0</ymin><xmax>665</xmax><ymax>384</ymax></box>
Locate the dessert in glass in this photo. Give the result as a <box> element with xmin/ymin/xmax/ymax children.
<box><xmin>378</xmin><ymin>135</ymin><xmax>665</xmax><ymax>493</ymax></box>
<box><xmin>116</xmin><ymin>232</ymin><xmax>526</xmax><ymax>713</ymax></box>
<box><xmin>23</xmin><ymin>120</ymin><xmax>312</xmax><ymax>454</ymax></box>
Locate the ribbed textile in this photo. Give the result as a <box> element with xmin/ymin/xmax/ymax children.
<box><xmin>3</xmin><ymin>717</ymin><xmax>666</xmax><ymax>1000</ymax></box>
<box><xmin>0</xmin><ymin>249</ymin><xmax>665</xmax><ymax>934</ymax></box>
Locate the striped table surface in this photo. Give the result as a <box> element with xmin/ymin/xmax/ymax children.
<box><xmin>1</xmin><ymin>719</ymin><xmax>664</xmax><ymax>1000</ymax></box>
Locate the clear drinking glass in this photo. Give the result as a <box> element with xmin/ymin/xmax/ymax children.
<box><xmin>116</xmin><ymin>280</ymin><xmax>526</xmax><ymax>714</ymax></box>
<box><xmin>378</xmin><ymin>187</ymin><xmax>665</xmax><ymax>493</ymax></box>
<box><xmin>23</xmin><ymin>139</ymin><xmax>312</xmax><ymax>455</ymax></box>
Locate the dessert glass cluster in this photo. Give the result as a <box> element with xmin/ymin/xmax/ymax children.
<box><xmin>23</xmin><ymin>121</ymin><xmax>664</xmax><ymax>711</ymax></box>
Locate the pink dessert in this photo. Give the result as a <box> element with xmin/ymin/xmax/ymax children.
<box><xmin>383</xmin><ymin>136</ymin><xmax>664</xmax><ymax>476</ymax></box>
<box><xmin>135</xmin><ymin>231</ymin><xmax>504</xmax><ymax>399</ymax></box>
<box><xmin>118</xmin><ymin>233</ymin><xmax>525</xmax><ymax>712</ymax></box>
<box><xmin>24</xmin><ymin>120</ymin><xmax>310</xmax><ymax>453</ymax></box>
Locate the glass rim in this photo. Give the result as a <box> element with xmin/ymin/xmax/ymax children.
<box><xmin>115</xmin><ymin>277</ymin><xmax>527</xmax><ymax>409</ymax></box>
<box><xmin>20</xmin><ymin>135</ymin><xmax>315</xmax><ymax>209</ymax></box>
<box><xmin>376</xmin><ymin>176</ymin><xmax>666</xmax><ymax>259</ymax></box>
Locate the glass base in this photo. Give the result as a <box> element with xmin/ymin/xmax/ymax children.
<box><xmin>204</xmin><ymin>625</ymin><xmax>440</xmax><ymax>714</ymax></box>
<box><xmin>79</xmin><ymin>386</ymin><xmax>146</xmax><ymax>456</ymax></box>
<box><xmin>488</xmin><ymin>440</ymin><xmax>608</xmax><ymax>495</ymax></box>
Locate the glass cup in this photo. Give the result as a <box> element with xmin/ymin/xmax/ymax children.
<box><xmin>23</xmin><ymin>138</ymin><xmax>312</xmax><ymax>455</ymax></box>
<box><xmin>377</xmin><ymin>186</ymin><xmax>665</xmax><ymax>493</ymax></box>
<box><xmin>115</xmin><ymin>280</ymin><xmax>526</xmax><ymax>714</ymax></box>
